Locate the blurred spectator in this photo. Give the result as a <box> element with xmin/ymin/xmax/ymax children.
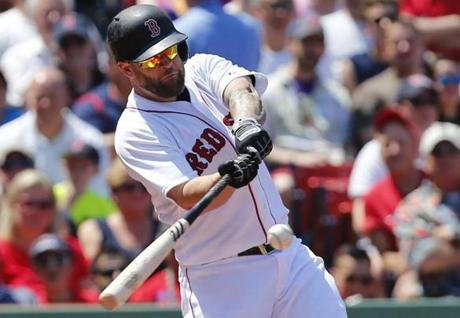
<box><xmin>340</xmin><ymin>0</ymin><xmax>398</xmax><ymax>92</ymax></box>
<box><xmin>53</xmin><ymin>12</ymin><xmax>106</xmax><ymax>102</ymax></box>
<box><xmin>264</xmin><ymin>16</ymin><xmax>350</xmax><ymax>164</ymax></box>
<box><xmin>262</xmin><ymin>16</ymin><xmax>350</xmax><ymax>211</ymax></box>
<box><xmin>29</xmin><ymin>233</ymin><xmax>97</xmax><ymax>303</ymax></box>
<box><xmin>72</xmin><ymin>55</ymin><xmax>131</xmax><ymax>134</ymax></box>
<box><xmin>0</xmin><ymin>169</ymin><xmax>92</xmax><ymax>303</ymax></box>
<box><xmin>0</xmin><ymin>67</ymin><xmax>110</xmax><ymax>196</ymax></box>
<box><xmin>73</xmin><ymin>0</ymin><xmax>131</xmax><ymax>35</ymax></box>
<box><xmin>0</xmin><ymin>0</ymin><xmax>74</xmax><ymax>107</ymax></box>
<box><xmin>331</xmin><ymin>243</ymin><xmax>385</xmax><ymax>302</ymax></box>
<box><xmin>174</xmin><ymin>0</ymin><xmax>261</xmax><ymax>70</ymax></box>
<box><xmin>362</xmin><ymin>108</ymin><xmax>422</xmax><ymax>253</ymax></box>
<box><xmin>0</xmin><ymin>0</ymin><xmax>37</xmax><ymax>57</ymax></box>
<box><xmin>318</xmin><ymin>0</ymin><xmax>371</xmax><ymax>81</ymax></box>
<box><xmin>91</xmin><ymin>249</ymin><xmax>129</xmax><ymax>292</ymax></box>
<box><xmin>223</xmin><ymin>0</ymin><xmax>258</xmax><ymax>15</ymax></box>
<box><xmin>77</xmin><ymin>158</ymin><xmax>159</xmax><ymax>263</ymax></box>
<box><xmin>394</xmin><ymin>121</ymin><xmax>460</xmax><ymax>297</ymax></box>
<box><xmin>351</xmin><ymin>19</ymin><xmax>426</xmax><ymax>151</ymax></box>
<box><xmin>252</xmin><ymin>0</ymin><xmax>295</xmax><ymax>74</ymax></box>
<box><xmin>348</xmin><ymin>74</ymin><xmax>439</xmax><ymax>235</ymax></box>
<box><xmin>433</xmin><ymin>58</ymin><xmax>460</xmax><ymax>125</ymax></box>
<box><xmin>0</xmin><ymin>148</ymin><xmax>34</xmax><ymax>196</ymax></box>
<box><xmin>0</xmin><ymin>69</ymin><xmax>25</xmax><ymax>124</ymax></box>
<box><xmin>399</xmin><ymin>0</ymin><xmax>460</xmax><ymax>62</ymax></box>
<box><xmin>53</xmin><ymin>141</ymin><xmax>117</xmax><ymax>228</ymax></box>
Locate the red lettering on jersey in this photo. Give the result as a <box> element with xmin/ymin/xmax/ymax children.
<box><xmin>202</xmin><ymin>128</ymin><xmax>225</xmax><ymax>151</ymax></box>
<box><xmin>185</xmin><ymin>128</ymin><xmax>226</xmax><ymax>175</ymax></box>
<box><xmin>185</xmin><ymin>153</ymin><xmax>208</xmax><ymax>176</ymax></box>
<box><xmin>192</xmin><ymin>139</ymin><xmax>217</xmax><ymax>162</ymax></box>
<box><xmin>223</xmin><ymin>112</ymin><xmax>234</xmax><ymax>126</ymax></box>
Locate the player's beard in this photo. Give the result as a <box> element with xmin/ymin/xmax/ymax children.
<box><xmin>142</xmin><ymin>64</ymin><xmax>186</xmax><ymax>99</ymax></box>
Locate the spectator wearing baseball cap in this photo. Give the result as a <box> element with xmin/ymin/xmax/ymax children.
<box><xmin>362</xmin><ymin>108</ymin><xmax>423</xmax><ymax>254</ymax></box>
<box><xmin>53</xmin><ymin>140</ymin><xmax>117</xmax><ymax>230</ymax></box>
<box><xmin>348</xmin><ymin>73</ymin><xmax>440</xmax><ymax>235</ymax></box>
<box><xmin>261</xmin><ymin>12</ymin><xmax>351</xmax><ymax>218</ymax></box>
<box><xmin>397</xmin><ymin>74</ymin><xmax>440</xmax><ymax>134</ymax></box>
<box><xmin>29</xmin><ymin>233</ymin><xmax>98</xmax><ymax>303</ymax></box>
<box><xmin>394</xmin><ymin>121</ymin><xmax>460</xmax><ymax>297</ymax></box>
<box><xmin>53</xmin><ymin>12</ymin><xmax>105</xmax><ymax>103</ymax></box>
<box><xmin>0</xmin><ymin>148</ymin><xmax>34</xmax><ymax>194</ymax></box>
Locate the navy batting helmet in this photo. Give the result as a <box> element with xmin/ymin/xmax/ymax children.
<box><xmin>107</xmin><ymin>5</ymin><xmax>188</xmax><ymax>63</ymax></box>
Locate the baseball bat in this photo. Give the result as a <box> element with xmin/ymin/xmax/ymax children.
<box><xmin>99</xmin><ymin>174</ymin><xmax>231</xmax><ymax>310</ymax></box>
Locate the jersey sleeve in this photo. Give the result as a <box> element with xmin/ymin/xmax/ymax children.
<box><xmin>115</xmin><ymin>115</ymin><xmax>197</xmax><ymax>201</ymax></box>
<box><xmin>186</xmin><ymin>54</ymin><xmax>268</xmax><ymax>106</ymax></box>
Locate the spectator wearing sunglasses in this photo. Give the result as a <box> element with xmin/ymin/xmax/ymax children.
<box><xmin>0</xmin><ymin>169</ymin><xmax>93</xmax><ymax>303</ymax></box>
<box><xmin>394</xmin><ymin>122</ymin><xmax>460</xmax><ymax>297</ymax></box>
<box><xmin>29</xmin><ymin>233</ymin><xmax>98</xmax><ymax>303</ymax></box>
<box><xmin>53</xmin><ymin>140</ymin><xmax>117</xmax><ymax>229</ymax></box>
<box><xmin>331</xmin><ymin>243</ymin><xmax>385</xmax><ymax>302</ymax></box>
<box><xmin>53</xmin><ymin>12</ymin><xmax>106</xmax><ymax>103</ymax></box>
<box><xmin>340</xmin><ymin>0</ymin><xmax>397</xmax><ymax>92</ymax></box>
<box><xmin>78</xmin><ymin>158</ymin><xmax>160</xmax><ymax>266</ymax></box>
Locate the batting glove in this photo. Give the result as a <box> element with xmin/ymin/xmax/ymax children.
<box><xmin>232</xmin><ymin>118</ymin><xmax>273</xmax><ymax>159</ymax></box>
<box><xmin>218</xmin><ymin>150</ymin><xmax>261</xmax><ymax>188</ymax></box>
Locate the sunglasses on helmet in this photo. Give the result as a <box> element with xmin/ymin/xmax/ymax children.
<box><xmin>137</xmin><ymin>44</ymin><xmax>178</xmax><ymax>69</ymax></box>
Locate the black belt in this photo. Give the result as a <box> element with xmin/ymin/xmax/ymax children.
<box><xmin>238</xmin><ymin>244</ymin><xmax>275</xmax><ymax>256</ymax></box>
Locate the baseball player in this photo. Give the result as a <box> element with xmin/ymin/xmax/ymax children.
<box><xmin>107</xmin><ymin>4</ymin><xmax>346</xmax><ymax>318</ymax></box>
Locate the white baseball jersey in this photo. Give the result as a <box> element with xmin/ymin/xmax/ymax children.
<box><xmin>115</xmin><ymin>54</ymin><xmax>289</xmax><ymax>266</ymax></box>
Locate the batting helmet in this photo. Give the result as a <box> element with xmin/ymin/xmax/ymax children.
<box><xmin>107</xmin><ymin>4</ymin><xmax>188</xmax><ymax>63</ymax></box>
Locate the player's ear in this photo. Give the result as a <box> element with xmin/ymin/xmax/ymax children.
<box><xmin>117</xmin><ymin>62</ymin><xmax>135</xmax><ymax>79</ymax></box>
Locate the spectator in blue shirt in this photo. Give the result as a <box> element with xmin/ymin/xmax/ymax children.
<box><xmin>72</xmin><ymin>56</ymin><xmax>131</xmax><ymax>134</ymax></box>
<box><xmin>174</xmin><ymin>0</ymin><xmax>261</xmax><ymax>70</ymax></box>
<box><xmin>0</xmin><ymin>69</ymin><xmax>24</xmax><ymax>126</ymax></box>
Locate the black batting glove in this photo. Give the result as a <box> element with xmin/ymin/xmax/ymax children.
<box><xmin>232</xmin><ymin>118</ymin><xmax>273</xmax><ymax>159</ymax></box>
<box><xmin>218</xmin><ymin>150</ymin><xmax>260</xmax><ymax>188</ymax></box>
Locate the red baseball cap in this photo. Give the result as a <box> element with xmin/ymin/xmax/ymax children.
<box><xmin>373</xmin><ymin>108</ymin><xmax>418</xmax><ymax>139</ymax></box>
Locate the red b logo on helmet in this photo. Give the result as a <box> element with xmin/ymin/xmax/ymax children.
<box><xmin>144</xmin><ymin>19</ymin><xmax>160</xmax><ymax>37</ymax></box>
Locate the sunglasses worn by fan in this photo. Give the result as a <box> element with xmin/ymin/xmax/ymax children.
<box><xmin>137</xmin><ymin>44</ymin><xmax>178</xmax><ymax>69</ymax></box>
<box><xmin>346</xmin><ymin>274</ymin><xmax>374</xmax><ymax>285</ymax></box>
<box><xmin>33</xmin><ymin>252</ymin><xmax>71</xmax><ymax>269</ymax></box>
<box><xmin>113</xmin><ymin>182</ymin><xmax>148</xmax><ymax>194</ymax></box>
<box><xmin>19</xmin><ymin>199</ymin><xmax>55</xmax><ymax>210</ymax></box>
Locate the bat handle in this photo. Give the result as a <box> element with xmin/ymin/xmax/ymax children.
<box><xmin>185</xmin><ymin>174</ymin><xmax>231</xmax><ymax>225</ymax></box>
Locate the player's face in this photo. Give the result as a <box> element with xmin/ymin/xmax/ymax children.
<box><xmin>117</xmin><ymin>46</ymin><xmax>185</xmax><ymax>102</ymax></box>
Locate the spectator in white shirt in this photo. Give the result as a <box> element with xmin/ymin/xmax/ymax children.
<box><xmin>0</xmin><ymin>67</ymin><xmax>110</xmax><ymax>196</ymax></box>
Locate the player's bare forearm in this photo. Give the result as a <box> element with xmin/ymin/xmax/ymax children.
<box><xmin>167</xmin><ymin>173</ymin><xmax>235</xmax><ymax>211</ymax></box>
<box><xmin>223</xmin><ymin>76</ymin><xmax>266</xmax><ymax>124</ymax></box>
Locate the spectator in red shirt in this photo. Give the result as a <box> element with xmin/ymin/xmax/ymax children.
<box><xmin>29</xmin><ymin>233</ymin><xmax>98</xmax><ymax>303</ymax></box>
<box><xmin>399</xmin><ymin>0</ymin><xmax>460</xmax><ymax>62</ymax></box>
<box><xmin>363</xmin><ymin>108</ymin><xmax>423</xmax><ymax>253</ymax></box>
<box><xmin>0</xmin><ymin>169</ymin><xmax>93</xmax><ymax>303</ymax></box>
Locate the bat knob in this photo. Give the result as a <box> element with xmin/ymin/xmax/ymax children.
<box><xmin>99</xmin><ymin>292</ymin><xmax>120</xmax><ymax>311</ymax></box>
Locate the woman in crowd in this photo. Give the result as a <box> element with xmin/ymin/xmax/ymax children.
<box><xmin>0</xmin><ymin>169</ymin><xmax>94</xmax><ymax>303</ymax></box>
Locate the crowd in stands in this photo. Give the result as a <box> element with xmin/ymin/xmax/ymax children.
<box><xmin>0</xmin><ymin>0</ymin><xmax>458</xmax><ymax>307</ymax></box>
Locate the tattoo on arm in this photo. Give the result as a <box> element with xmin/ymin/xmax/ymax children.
<box><xmin>225</xmin><ymin>77</ymin><xmax>266</xmax><ymax>123</ymax></box>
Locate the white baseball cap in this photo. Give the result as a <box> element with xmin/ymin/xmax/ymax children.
<box><xmin>419</xmin><ymin>121</ymin><xmax>460</xmax><ymax>155</ymax></box>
